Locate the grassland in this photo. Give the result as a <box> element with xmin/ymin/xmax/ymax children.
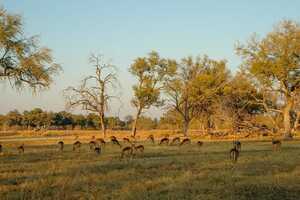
<box><xmin>1</xmin><ymin>131</ymin><xmax>300</xmax><ymax>200</ymax></box>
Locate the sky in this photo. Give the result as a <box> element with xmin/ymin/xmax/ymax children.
<box><xmin>1</xmin><ymin>0</ymin><xmax>300</xmax><ymax>119</ymax></box>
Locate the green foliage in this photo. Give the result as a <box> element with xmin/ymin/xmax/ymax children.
<box><xmin>0</xmin><ymin>7</ymin><xmax>61</xmax><ymax>90</ymax></box>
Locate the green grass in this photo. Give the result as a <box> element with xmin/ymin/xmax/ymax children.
<box><xmin>1</xmin><ymin>140</ymin><xmax>300</xmax><ymax>200</ymax></box>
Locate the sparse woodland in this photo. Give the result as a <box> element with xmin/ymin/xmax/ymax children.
<box><xmin>1</xmin><ymin>16</ymin><xmax>300</xmax><ymax>138</ymax></box>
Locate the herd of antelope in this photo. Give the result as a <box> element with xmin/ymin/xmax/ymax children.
<box><xmin>0</xmin><ymin>134</ymin><xmax>283</xmax><ymax>163</ymax></box>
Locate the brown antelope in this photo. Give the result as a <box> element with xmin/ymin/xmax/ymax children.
<box><xmin>89</xmin><ymin>141</ymin><xmax>96</xmax><ymax>150</ymax></box>
<box><xmin>111</xmin><ymin>138</ymin><xmax>121</xmax><ymax>148</ymax></box>
<box><xmin>121</xmin><ymin>146</ymin><xmax>134</xmax><ymax>159</ymax></box>
<box><xmin>230</xmin><ymin>147</ymin><xmax>239</xmax><ymax>162</ymax></box>
<box><xmin>94</xmin><ymin>146</ymin><xmax>101</xmax><ymax>155</ymax></box>
<box><xmin>147</xmin><ymin>134</ymin><xmax>155</xmax><ymax>144</ymax></box>
<box><xmin>73</xmin><ymin>141</ymin><xmax>81</xmax><ymax>151</ymax></box>
<box><xmin>110</xmin><ymin>136</ymin><xmax>117</xmax><ymax>140</ymax></box>
<box><xmin>272</xmin><ymin>139</ymin><xmax>281</xmax><ymax>151</ymax></box>
<box><xmin>123</xmin><ymin>137</ymin><xmax>131</xmax><ymax>144</ymax></box>
<box><xmin>171</xmin><ymin>137</ymin><xmax>180</xmax><ymax>145</ymax></box>
<box><xmin>180</xmin><ymin>138</ymin><xmax>191</xmax><ymax>146</ymax></box>
<box><xmin>134</xmin><ymin>144</ymin><xmax>144</xmax><ymax>154</ymax></box>
<box><xmin>197</xmin><ymin>141</ymin><xmax>203</xmax><ymax>147</ymax></box>
<box><xmin>159</xmin><ymin>136</ymin><xmax>169</xmax><ymax>145</ymax></box>
<box><xmin>233</xmin><ymin>140</ymin><xmax>241</xmax><ymax>151</ymax></box>
<box><xmin>96</xmin><ymin>138</ymin><xmax>106</xmax><ymax>146</ymax></box>
<box><xmin>17</xmin><ymin>144</ymin><xmax>24</xmax><ymax>154</ymax></box>
<box><xmin>58</xmin><ymin>141</ymin><xmax>64</xmax><ymax>151</ymax></box>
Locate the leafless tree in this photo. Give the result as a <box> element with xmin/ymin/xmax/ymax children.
<box><xmin>64</xmin><ymin>54</ymin><xmax>119</xmax><ymax>138</ymax></box>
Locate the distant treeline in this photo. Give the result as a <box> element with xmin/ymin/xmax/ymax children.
<box><xmin>0</xmin><ymin>108</ymin><xmax>162</xmax><ymax>131</ymax></box>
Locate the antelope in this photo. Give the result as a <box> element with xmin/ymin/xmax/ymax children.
<box><xmin>110</xmin><ymin>136</ymin><xmax>117</xmax><ymax>140</ymax></box>
<box><xmin>123</xmin><ymin>137</ymin><xmax>131</xmax><ymax>144</ymax></box>
<box><xmin>111</xmin><ymin>138</ymin><xmax>121</xmax><ymax>148</ymax></box>
<box><xmin>233</xmin><ymin>140</ymin><xmax>241</xmax><ymax>151</ymax></box>
<box><xmin>94</xmin><ymin>146</ymin><xmax>101</xmax><ymax>155</ymax></box>
<box><xmin>272</xmin><ymin>139</ymin><xmax>281</xmax><ymax>151</ymax></box>
<box><xmin>147</xmin><ymin>134</ymin><xmax>155</xmax><ymax>144</ymax></box>
<box><xmin>17</xmin><ymin>144</ymin><xmax>24</xmax><ymax>154</ymax></box>
<box><xmin>58</xmin><ymin>141</ymin><xmax>64</xmax><ymax>151</ymax></box>
<box><xmin>96</xmin><ymin>138</ymin><xmax>106</xmax><ymax>146</ymax></box>
<box><xmin>73</xmin><ymin>141</ymin><xmax>81</xmax><ymax>151</ymax></box>
<box><xmin>171</xmin><ymin>137</ymin><xmax>180</xmax><ymax>145</ymax></box>
<box><xmin>197</xmin><ymin>141</ymin><xmax>203</xmax><ymax>147</ymax></box>
<box><xmin>159</xmin><ymin>136</ymin><xmax>169</xmax><ymax>145</ymax></box>
<box><xmin>230</xmin><ymin>146</ymin><xmax>239</xmax><ymax>163</ymax></box>
<box><xmin>134</xmin><ymin>144</ymin><xmax>144</xmax><ymax>154</ymax></box>
<box><xmin>121</xmin><ymin>146</ymin><xmax>134</xmax><ymax>159</ymax></box>
<box><xmin>89</xmin><ymin>141</ymin><xmax>96</xmax><ymax>150</ymax></box>
<box><xmin>180</xmin><ymin>138</ymin><xmax>191</xmax><ymax>146</ymax></box>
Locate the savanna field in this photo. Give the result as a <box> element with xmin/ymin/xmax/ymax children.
<box><xmin>1</xmin><ymin>131</ymin><xmax>300</xmax><ymax>200</ymax></box>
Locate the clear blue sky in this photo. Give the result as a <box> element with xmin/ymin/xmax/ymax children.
<box><xmin>1</xmin><ymin>0</ymin><xmax>300</xmax><ymax>118</ymax></box>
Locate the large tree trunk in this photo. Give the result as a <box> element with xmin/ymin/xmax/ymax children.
<box><xmin>182</xmin><ymin>119</ymin><xmax>190</xmax><ymax>137</ymax></box>
<box><xmin>131</xmin><ymin>107</ymin><xmax>142</xmax><ymax>137</ymax></box>
<box><xmin>99</xmin><ymin>113</ymin><xmax>106</xmax><ymax>138</ymax></box>
<box><xmin>283</xmin><ymin>99</ymin><xmax>293</xmax><ymax>139</ymax></box>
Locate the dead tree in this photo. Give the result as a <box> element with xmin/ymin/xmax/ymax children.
<box><xmin>64</xmin><ymin>54</ymin><xmax>119</xmax><ymax>138</ymax></box>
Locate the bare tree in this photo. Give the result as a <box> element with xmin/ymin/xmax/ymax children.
<box><xmin>64</xmin><ymin>54</ymin><xmax>119</xmax><ymax>138</ymax></box>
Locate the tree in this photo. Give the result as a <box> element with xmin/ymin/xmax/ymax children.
<box><xmin>0</xmin><ymin>7</ymin><xmax>61</xmax><ymax>91</ymax></box>
<box><xmin>165</xmin><ymin>55</ymin><xmax>229</xmax><ymax>135</ymax></box>
<box><xmin>64</xmin><ymin>54</ymin><xmax>119</xmax><ymax>137</ymax></box>
<box><xmin>129</xmin><ymin>51</ymin><xmax>176</xmax><ymax>137</ymax></box>
<box><xmin>236</xmin><ymin>20</ymin><xmax>300</xmax><ymax>138</ymax></box>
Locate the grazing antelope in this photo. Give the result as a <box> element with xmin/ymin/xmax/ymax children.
<box><xmin>111</xmin><ymin>138</ymin><xmax>121</xmax><ymax>148</ymax></box>
<box><xmin>121</xmin><ymin>146</ymin><xmax>134</xmax><ymax>159</ymax></box>
<box><xmin>58</xmin><ymin>141</ymin><xmax>64</xmax><ymax>151</ymax></box>
<box><xmin>94</xmin><ymin>146</ymin><xmax>101</xmax><ymax>155</ymax></box>
<box><xmin>171</xmin><ymin>137</ymin><xmax>180</xmax><ymax>145</ymax></box>
<box><xmin>96</xmin><ymin>138</ymin><xmax>106</xmax><ymax>146</ymax></box>
<box><xmin>17</xmin><ymin>144</ymin><xmax>25</xmax><ymax>154</ymax></box>
<box><xmin>123</xmin><ymin>137</ymin><xmax>131</xmax><ymax>144</ymax></box>
<box><xmin>230</xmin><ymin>147</ymin><xmax>239</xmax><ymax>163</ymax></box>
<box><xmin>89</xmin><ymin>141</ymin><xmax>96</xmax><ymax>150</ymax></box>
<box><xmin>147</xmin><ymin>134</ymin><xmax>155</xmax><ymax>144</ymax></box>
<box><xmin>180</xmin><ymin>138</ymin><xmax>191</xmax><ymax>146</ymax></box>
<box><xmin>272</xmin><ymin>139</ymin><xmax>281</xmax><ymax>151</ymax></box>
<box><xmin>73</xmin><ymin>141</ymin><xmax>81</xmax><ymax>151</ymax></box>
<box><xmin>110</xmin><ymin>136</ymin><xmax>117</xmax><ymax>140</ymax></box>
<box><xmin>197</xmin><ymin>141</ymin><xmax>203</xmax><ymax>147</ymax></box>
<box><xmin>134</xmin><ymin>144</ymin><xmax>144</xmax><ymax>154</ymax></box>
<box><xmin>233</xmin><ymin>140</ymin><xmax>241</xmax><ymax>151</ymax></box>
<box><xmin>159</xmin><ymin>136</ymin><xmax>169</xmax><ymax>145</ymax></box>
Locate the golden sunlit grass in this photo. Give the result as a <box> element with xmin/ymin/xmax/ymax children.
<box><xmin>1</xmin><ymin>131</ymin><xmax>300</xmax><ymax>199</ymax></box>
